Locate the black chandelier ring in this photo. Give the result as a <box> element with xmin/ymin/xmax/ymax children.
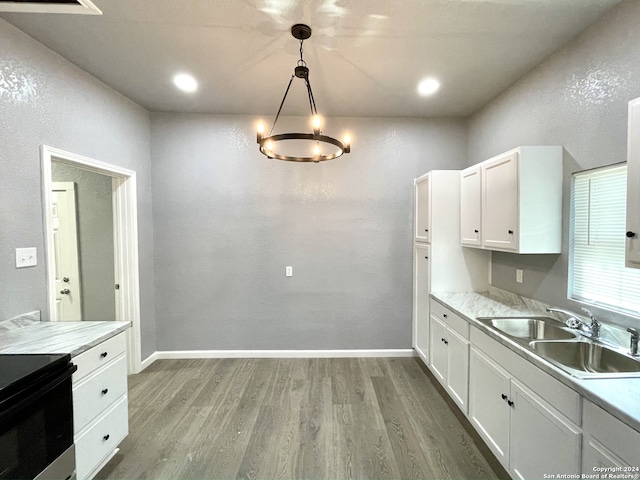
<box><xmin>258</xmin><ymin>133</ymin><xmax>350</xmax><ymax>162</ymax></box>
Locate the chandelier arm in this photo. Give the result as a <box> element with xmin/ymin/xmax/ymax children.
<box><xmin>270</xmin><ymin>74</ymin><xmax>296</xmax><ymax>136</ymax></box>
<box><xmin>305</xmin><ymin>77</ymin><xmax>318</xmax><ymax>117</ymax></box>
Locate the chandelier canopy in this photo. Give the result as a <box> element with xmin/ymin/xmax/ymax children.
<box><xmin>256</xmin><ymin>24</ymin><xmax>351</xmax><ymax>163</ymax></box>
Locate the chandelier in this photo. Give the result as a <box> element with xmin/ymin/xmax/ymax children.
<box><xmin>256</xmin><ymin>24</ymin><xmax>351</xmax><ymax>163</ymax></box>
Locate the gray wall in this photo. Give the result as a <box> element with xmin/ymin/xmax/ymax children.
<box><xmin>151</xmin><ymin>114</ymin><xmax>467</xmax><ymax>350</ymax></box>
<box><xmin>467</xmin><ymin>0</ymin><xmax>640</xmax><ymax>327</ymax></box>
<box><xmin>0</xmin><ymin>19</ymin><xmax>157</xmax><ymax>357</ymax></box>
<box><xmin>52</xmin><ymin>163</ymin><xmax>116</xmax><ymax>321</ymax></box>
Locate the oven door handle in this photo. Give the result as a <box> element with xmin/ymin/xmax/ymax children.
<box><xmin>0</xmin><ymin>364</ymin><xmax>77</xmax><ymax>424</ymax></box>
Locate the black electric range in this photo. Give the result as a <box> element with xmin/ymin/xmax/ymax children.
<box><xmin>0</xmin><ymin>353</ymin><xmax>77</xmax><ymax>480</ymax></box>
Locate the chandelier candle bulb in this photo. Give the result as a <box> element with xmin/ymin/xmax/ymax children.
<box><xmin>312</xmin><ymin>115</ymin><xmax>321</xmax><ymax>137</ymax></box>
<box><xmin>257</xmin><ymin>123</ymin><xmax>264</xmax><ymax>142</ymax></box>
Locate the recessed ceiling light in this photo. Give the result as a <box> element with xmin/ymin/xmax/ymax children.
<box><xmin>418</xmin><ymin>77</ymin><xmax>440</xmax><ymax>96</ymax></box>
<box><xmin>173</xmin><ymin>73</ymin><xmax>198</xmax><ymax>93</ymax></box>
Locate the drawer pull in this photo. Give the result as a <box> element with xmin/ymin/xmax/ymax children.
<box><xmin>103</xmin><ymin>434</ymin><xmax>110</xmax><ymax>441</ymax></box>
<box><xmin>507</xmin><ymin>400</ymin><xmax>515</xmax><ymax>407</ymax></box>
<box><xmin>443</xmin><ymin>339</ymin><xmax>449</xmax><ymax>345</ymax></box>
<box><xmin>101</xmin><ymin>352</ymin><xmax>108</xmax><ymax>358</ymax></box>
<box><xmin>102</xmin><ymin>388</ymin><xmax>109</xmax><ymax>395</ymax></box>
<box><xmin>443</xmin><ymin>313</ymin><xmax>448</xmax><ymax>318</ymax></box>
<box><xmin>501</xmin><ymin>393</ymin><xmax>508</xmax><ymax>401</ymax></box>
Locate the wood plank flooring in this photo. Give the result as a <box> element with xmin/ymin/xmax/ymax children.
<box><xmin>95</xmin><ymin>358</ymin><xmax>501</xmax><ymax>479</ymax></box>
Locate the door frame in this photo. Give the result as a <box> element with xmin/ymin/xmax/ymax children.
<box><xmin>41</xmin><ymin>145</ymin><xmax>142</xmax><ymax>374</ymax></box>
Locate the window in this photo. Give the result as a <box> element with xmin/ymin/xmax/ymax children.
<box><xmin>569</xmin><ymin>163</ymin><xmax>640</xmax><ymax>316</ymax></box>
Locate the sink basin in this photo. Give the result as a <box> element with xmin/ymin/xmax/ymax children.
<box><xmin>530</xmin><ymin>341</ymin><xmax>640</xmax><ymax>378</ymax></box>
<box><xmin>477</xmin><ymin>317</ymin><xmax>577</xmax><ymax>342</ymax></box>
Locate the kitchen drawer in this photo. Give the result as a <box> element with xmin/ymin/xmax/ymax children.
<box><xmin>583</xmin><ymin>399</ymin><xmax>640</xmax><ymax>465</ymax></box>
<box><xmin>430</xmin><ymin>299</ymin><xmax>469</xmax><ymax>339</ymax></box>
<box><xmin>471</xmin><ymin>326</ymin><xmax>581</xmax><ymax>424</ymax></box>
<box><xmin>75</xmin><ymin>396</ymin><xmax>128</xmax><ymax>480</ymax></box>
<box><xmin>73</xmin><ymin>355</ymin><xmax>128</xmax><ymax>433</ymax></box>
<box><xmin>73</xmin><ymin>333</ymin><xmax>126</xmax><ymax>382</ymax></box>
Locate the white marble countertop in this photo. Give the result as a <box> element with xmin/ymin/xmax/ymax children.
<box><xmin>430</xmin><ymin>290</ymin><xmax>640</xmax><ymax>433</ymax></box>
<box><xmin>0</xmin><ymin>320</ymin><xmax>131</xmax><ymax>357</ymax></box>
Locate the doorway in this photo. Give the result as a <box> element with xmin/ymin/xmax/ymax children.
<box><xmin>42</xmin><ymin>145</ymin><xmax>142</xmax><ymax>373</ymax></box>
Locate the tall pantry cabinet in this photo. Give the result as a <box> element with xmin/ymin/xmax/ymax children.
<box><xmin>627</xmin><ymin>96</ymin><xmax>640</xmax><ymax>268</ymax></box>
<box><xmin>413</xmin><ymin>170</ymin><xmax>489</xmax><ymax>365</ymax></box>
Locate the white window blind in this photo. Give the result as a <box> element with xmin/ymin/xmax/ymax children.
<box><xmin>570</xmin><ymin>164</ymin><xmax>640</xmax><ymax>316</ymax></box>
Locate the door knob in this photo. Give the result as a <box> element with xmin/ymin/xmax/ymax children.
<box><xmin>60</xmin><ymin>289</ymin><xmax>70</xmax><ymax>295</ymax></box>
<box><xmin>63</xmin><ymin>277</ymin><xmax>70</xmax><ymax>283</ymax></box>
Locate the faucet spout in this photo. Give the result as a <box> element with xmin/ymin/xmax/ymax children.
<box><xmin>546</xmin><ymin>306</ymin><xmax>601</xmax><ymax>339</ymax></box>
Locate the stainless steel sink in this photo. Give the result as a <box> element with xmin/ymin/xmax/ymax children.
<box><xmin>529</xmin><ymin>341</ymin><xmax>640</xmax><ymax>378</ymax></box>
<box><xmin>477</xmin><ymin>317</ymin><xmax>577</xmax><ymax>343</ymax></box>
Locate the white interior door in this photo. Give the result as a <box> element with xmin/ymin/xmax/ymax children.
<box><xmin>52</xmin><ymin>181</ymin><xmax>83</xmax><ymax>321</ymax></box>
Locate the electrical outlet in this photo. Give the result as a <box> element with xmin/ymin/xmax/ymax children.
<box><xmin>516</xmin><ymin>268</ymin><xmax>524</xmax><ymax>284</ymax></box>
<box><xmin>285</xmin><ymin>266</ymin><xmax>293</xmax><ymax>277</ymax></box>
<box><xmin>16</xmin><ymin>247</ymin><xmax>37</xmax><ymax>268</ymax></box>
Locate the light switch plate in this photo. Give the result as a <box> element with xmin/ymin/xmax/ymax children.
<box><xmin>16</xmin><ymin>247</ymin><xmax>37</xmax><ymax>268</ymax></box>
<box><xmin>285</xmin><ymin>266</ymin><xmax>293</xmax><ymax>277</ymax></box>
<box><xmin>516</xmin><ymin>268</ymin><xmax>523</xmax><ymax>283</ymax></box>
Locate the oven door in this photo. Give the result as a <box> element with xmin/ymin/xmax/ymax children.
<box><xmin>0</xmin><ymin>364</ymin><xmax>76</xmax><ymax>480</ymax></box>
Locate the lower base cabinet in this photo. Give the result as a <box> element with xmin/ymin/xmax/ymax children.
<box><xmin>72</xmin><ymin>333</ymin><xmax>129</xmax><ymax>480</ymax></box>
<box><xmin>582</xmin><ymin>399</ymin><xmax>640</xmax><ymax>472</ymax></box>
<box><xmin>469</xmin><ymin>345</ymin><xmax>581</xmax><ymax>479</ymax></box>
<box><xmin>429</xmin><ymin>300</ymin><xmax>470</xmax><ymax>413</ymax></box>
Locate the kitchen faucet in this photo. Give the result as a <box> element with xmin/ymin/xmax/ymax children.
<box><xmin>546</xmin><ymin>306</ymin><xmax>601</xmax><ymax>339</ymax></box>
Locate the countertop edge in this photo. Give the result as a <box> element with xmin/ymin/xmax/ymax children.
<box><xmin>0</xmin><ymin>321</ymin><xmax>131</xmax><ymax>357</ymax></box>
<box><xmin>429</xmin><ymin>292</ymin><xmax>640</xmax><ymax>434</ymax></box>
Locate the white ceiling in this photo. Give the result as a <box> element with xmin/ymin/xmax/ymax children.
<box><xmin>1</xmin><ymin>0</ymin><xmax>622</xmax><ymax>117</ymax></box>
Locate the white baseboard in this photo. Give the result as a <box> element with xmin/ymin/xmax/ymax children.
<box><xmin>141</xmin><ymin>349</ymin><xmax>415</xmax><ymax>366</ymax></box>
<box><xmin>139</xmin><ymin>351</ymin><xmax>159</xmax><ymax>371</ymax></box>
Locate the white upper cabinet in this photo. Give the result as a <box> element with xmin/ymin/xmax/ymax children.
<box><xmin>414</xmin><ymin>174</ymin><xmax>431</xmax><ymax>242</ymax></box>
<box><xmin>463</xmin><ymin>146</ymin><xmax>563</xmax><ymax>254</ymax></box>
<box><xmin>482</xmin><ymin>152</ymin><xmax>519</xmax><ymax>250</ymax></box>
<box><xmin>626</xmin><ymin>97</ymin><xmax>640</xmax><ymax>268</ymax></box>
<box><xmin>460</xmin><ymin>165</ymin><xmax>482</xmax><ymax>246</ymax></box>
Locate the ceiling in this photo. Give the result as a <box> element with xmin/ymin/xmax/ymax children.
<box><xmin>1</xmin><ymin>0</ymin><xmax>623</xmax><ymax>118</ymax></box>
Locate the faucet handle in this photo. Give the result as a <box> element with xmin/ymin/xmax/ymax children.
<box><xmin>628</xmin><ymin>327</ymin><xmax>639</xmax><ymax>338</ymax></box>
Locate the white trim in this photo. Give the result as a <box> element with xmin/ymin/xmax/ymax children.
<box><xmin>0</xmin><ymin>0</ymin><xmax>101</xmax><ymax>14</ymax></box>
<box><xmin>150</xmin><ymin>349</ymin><xmax>416</xmax><ymax>362</ymax></box>
<box><xmin>41</xmin><ymin>145</ymin><xmax>142</xmax><ymax>375</ymax></box>
<box><xmin>139</xmin><ymin>352</ymin><xmax>159</xmax><ymax>372</ymax></box>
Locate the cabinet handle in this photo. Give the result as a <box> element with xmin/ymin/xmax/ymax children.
<box><xmin>474</xmin><ymin>229</ymin><xmax>479</xmax><ymax>233</ymax></box>
<box><xmin>103</xmin><ymin>434</ymin><xmax>110</xmax><ymax>441</ymax></box>
<box><xmin>443</xmin><ymin>314</ymin><xmax>448</xmax><ymax>318</ymax></box>
<box><xmin>425</xmin><ymin>256</ymin><xmax>428</xmax><ymax>259</ymax></box>
<box><xmin>507</xmin><ymin>400</ymin><xmax>514</xmax><ymax>407</ymax></box>
<box><xmin>508</xmin><ymin>230</ymin><xmax>514</xmax><ymax>235</ymax></box>
<box><xmin>443</xmin><ymin>339</ymin><xmax>449</xmax><ymax>345</ymax></box>
<box><xmin>101</xmin><ymin>388</ymin><xmax>109</xmax><ymax>395</ymax></box>
<box><xmin>101</xmin><ymin>352</ymin><xmax>108</xmax><ymax>358</ymax></box>
<box><xmin>441</xmin><ymin>338</ymin><xmax>446</xmax><ymax>343</ymax></box>
<box><xmin>425</xmin><ymin>229</ymin><xmax>429</xmax><ymax>232</ymax></box>
<box><xmin>627</xmin><ymin>231</ymin><xmax>637</xmax><ymax>238</ymax></box>
<box><xmin>501</xmin><ymin>393</ymin><xmax>508</xmax><ymax>401</ymax></box>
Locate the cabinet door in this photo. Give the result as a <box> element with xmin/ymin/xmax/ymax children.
<box><xmin>413</xmin><ymin>244</ymin><xmax>430</xmax><ymax>361</ymax></box>
<box><xmin>583</xmin><ymin>438</ymin><xmax>628</xmax><ymax>473</ymax></box>
<box><xmin>469</xmin><ymin>347</ymin><xmax>511</xmax><ymax>466</ymax></box>
<box><xmin>461</xmin><ymin>165</ymin><xmax>482</xmax><ymax>246</ymax></box>
<box><xmin>446</xmin><ymin>328</ymin><xmax>469</xmax><ymax>413</ymax></box>
<box><xmin>627</xmin><ymin>97</ymin><xmax>640</xmax><ymax>267</ymax></box>
<box><xmin>482</xmin><ymin>152</ymin><xmax>518</xmax><ymax>251</ymax></box>
<box><xmin>415</xmin><ymin>175</ymin><xmax>431</xmax><ymax>243</ymax></box>
<box><xmin>429</xmin><ymin>315</ymin><xmax>448</xmax><ymax>384</ymax></box>
<box><xmin>509</xmin><ymin>381</ymin><xmax>581</xmax><ymax>480</ymax></box>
